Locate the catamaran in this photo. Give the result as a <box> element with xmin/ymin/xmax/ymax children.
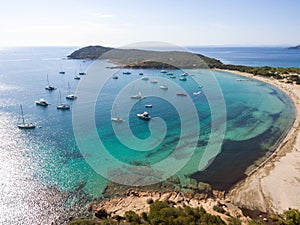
<box><xmin>57</xmin><ymin>90</ymin><xmax>70</xmax><ymax>110</ymax></box>
<box><xmin>66</xmin><ymin>82</ymin><xmax>77</xmax><ymax>100</ymax></box>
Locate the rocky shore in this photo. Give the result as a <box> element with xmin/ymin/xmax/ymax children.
<box><xmin>87</xmin><ymin>188</ymin><xmax>250</xmax><ymax>224</ymax></box>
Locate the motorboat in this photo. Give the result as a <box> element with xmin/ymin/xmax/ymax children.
<box><xmin>137</xmin><ymin>111</ymin><xmax>151</xmax><ymax>120</ymax></box>
<box><xmin>160</xmin><ymin>85</ymin><xmax>168</xmax><ymax>90</ymax></box>
<box><xmin>176</xmin><ymin>93</ymin><xmax>187</xmax><ymax>96</ymax></box>
<box><xmin>193</xmin><ymin>91</ymin><xmax>202</xmax><ymax>95</ymax></box>
<box><xmin>35</xmin><ymin>99</ymin><xmax>49</xmax><ymax>106</ymax></box>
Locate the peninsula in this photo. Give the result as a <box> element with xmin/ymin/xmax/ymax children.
<box><xmin>288</xmin><ymin>45</ymin><xmax>300</xmax><ymax>49</ymax></box>
<box><xmin>69</xmin><ymin>45</ymin><xmax>300</xmax><ymax>84</ymax></box>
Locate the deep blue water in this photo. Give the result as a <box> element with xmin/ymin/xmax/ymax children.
<box><xmin>0</xmin><ymin>47</ymin><xmax>295</xmax><ymax>224</ymax></box>
<box><xmin>188</xmin><ymin>46</ymin><xmax>300</xmax><ymax>68</ymax></box>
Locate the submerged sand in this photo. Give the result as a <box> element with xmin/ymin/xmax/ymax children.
<box><xmin>216</xmin><ymin>69</ymin><xmax>300</xmax><ymax>213</ymax></box>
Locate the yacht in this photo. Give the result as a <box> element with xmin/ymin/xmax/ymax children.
<box><xmin>170</xmin><ymin>75</ymin><xmax>176</xmax><ymax>79</ymax></box>
<box><xmin>123</xmin><ymin>71</ymin><xmax>131</xmax><ymax>75</ymax></box>
<box><xmin>160</xmin><ymin>85</ymin><xmax>168</xmax><ymax>90</ymax></box>
<box><xmin>137</xmin><ymin>111</ymin><xmax>151</xmax><ymax>120</ymax></box>
<box><xmin>150</xmin><ymin>79</ymin><xmax>158</xmax><ymax>83</ymax></box>
<box><xmin>139</xmin><ymin>73</ymin><xmax>144</xmax><ymax>75</ymax></box>
<box><xmin>35</xmin><ymin>99</ymin><xmax>49</xmax><ymax>106</ymax></box>
<box><xmin>167</xmin><ymin>72</ymin><xmax>173</xmax><ymax>75</ymax></box>
<box><xmin>112</xmin><ymin>76</ymin><xmax>118</xmax><ymax>79</ymax></box>
<box><xmin>179</xmin><ymin>77</ymin><xmax>187</xmax><ymax>81</ymax></box>
<box><xmin>74</xmin><ymin>75</ymin><xmax>81</xmax><ymax>80</ymax></box>
<box><xmin>176</xmin><ymin>93</ymin><xmax>187</xmax><ymax>96</ymax></box>
<box><xmin>160</xmin><ymin>70</ymin><xmax>167</xmax><ymax>73</ymax></box>
<box><xmin>145</xmin><ymin>104</ymin><xmax>152</xmax><ymax>108</ymax></box>
<box><xmin>17</xmin><ymin>104</ymin><xmax>36</xmax><ymax>129</ymax></box>
<box><xmin>131</xmin><ymin>92</ymin><xmax>142</xmax><ymax>99</ymax></box>
<box><xmin>57</xmin><ymin>90</ymin><xmax>70</xmax><ymax>110</ymax></box>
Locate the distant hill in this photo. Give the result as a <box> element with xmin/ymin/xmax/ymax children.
<box><xmin>288</xmin><ymin>45</ymin><xmax>300</xmax><ymax>49</ymax></box>
<box><xmin>68</xmin><ymin>45</ymin><xmax>223</xmax><ymax>69</ymax></box>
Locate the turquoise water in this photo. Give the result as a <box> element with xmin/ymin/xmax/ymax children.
<box><xmin>0</xmin><ymin>47</ymin><xmax>295</xmax><ymax>224</ymax></box>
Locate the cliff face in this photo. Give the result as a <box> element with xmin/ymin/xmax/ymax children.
<box><xmin>67</xmin><ymin>45</ymin><xmax>223</xmax><ymax>69</ymax></box>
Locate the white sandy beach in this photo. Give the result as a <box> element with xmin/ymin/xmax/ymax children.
<box><xmin>216</xmin><ymin>69</ymin><xmax>300</xmax><ymax>213</ymax></box>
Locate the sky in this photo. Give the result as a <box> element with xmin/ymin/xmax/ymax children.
<box><xmin>0</xmin><ymin>0</ymin><xmax>299</xmax><ymax>47</ymax></box>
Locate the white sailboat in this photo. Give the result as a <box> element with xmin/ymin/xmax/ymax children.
<box><xmin>131</xmin><ymin>91</ymin><xmax>142</xmax><ymax>99</ymax></box>
<box><xmin>57</xmin><ymin>90</ymin><xmax>70</xmax><ymax>110</ymax></box>
<box><xmin>66</xmin><ymin>82</ymin><xmax>77</xmax><ymax>100</ymax></box>
<box><xmin>111</xmin><ymin>105</ymin><xmax>124</xmax><ymax>122</ymax></box>
<box><xmin>45</xmin><ymin>74</ymin><xmax>56</xmax><ymax>90</ymax></box>
<box><xmin>17</xmin><ymin>104</ymin><xmax>36</xmax><ymax>129</ymax></box>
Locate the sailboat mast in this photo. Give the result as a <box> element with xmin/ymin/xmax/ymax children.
<box><xmin>47</xmin><ymin>74</ymin><xmax>49</xmax><ymax>85</ymax></box>
<box><xmin>59</xmin><ymin>90</ymin><xmax>62</xmax><ymax>104</ymax></box>
<box><xmin>20</xmin><ymin>104</ymin><xmax>25</xmax><ymax>125</ymax></box>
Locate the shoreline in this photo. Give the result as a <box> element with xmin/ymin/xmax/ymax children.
<box><xmin>215</xmin><ymin>69</ymin><xmax>300</xmax><ymax>213</ymax></box>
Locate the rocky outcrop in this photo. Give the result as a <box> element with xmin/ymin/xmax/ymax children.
<box><xmin>94</xmin><ymin>189</ymin><xmax>250</xmax><ymax>224</ymax></box>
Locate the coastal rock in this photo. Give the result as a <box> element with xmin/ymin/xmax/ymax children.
<box><xmin>95</xmin><ymin>209</ymin><xmax>108</xmax><ymax>219</ymax></box>
<box><xmin>94</xmin><ymin>189</ymin><xmax>250</xmax><ymax>224</ymax></box>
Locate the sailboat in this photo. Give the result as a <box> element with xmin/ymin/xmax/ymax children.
<box><xmin>57</xmin><ymin>90</ymin><xmax>70</xmax><ymax>110</ymax></box>
<box><xmin>45</xmin><ymin>74</ymin><xmax>56</xmax><ymax>91</ymax></box>
<box><xmin>78</xmin><ymin>64</ymin><xmax>86</xmax><ymax>75</ymax></box>
<box><xmin>131</xmin><ymin>91</ymin><xmax>142</xmax><ymax>99</ymax></box>
<box><xmin>66</xmin><ymin>82</ymin><xmax>77</xmax><ymax>100</ymax></box>
<box><xmin>17</xmin><ymin>104</ymin><xmax>36</xmax><ymax>129</ymax></box>
<box><xmin>59</xmin><ymin>64</ymin><xmax>65</xmax><ymax>74</ymax></box>
<box><xmin>111</xmin><ymin>106</ymin><xmax>124</xmax><ymax>122</ymax></box>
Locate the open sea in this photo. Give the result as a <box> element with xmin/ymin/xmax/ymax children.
<box><xmin>0</xmin><ymin>46</ymin><xmax>296</xmax><ymax>224</ymax></box>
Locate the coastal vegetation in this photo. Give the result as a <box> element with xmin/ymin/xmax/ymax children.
<box><xmin>69</xmin><ymin>200</ymin><xmax>300</xmax><ymax>225</ymax></box>
<box><xmin>68</xmin><ymin>45</ymin><xmax>300</xmax><ymax>84</ymax></box>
